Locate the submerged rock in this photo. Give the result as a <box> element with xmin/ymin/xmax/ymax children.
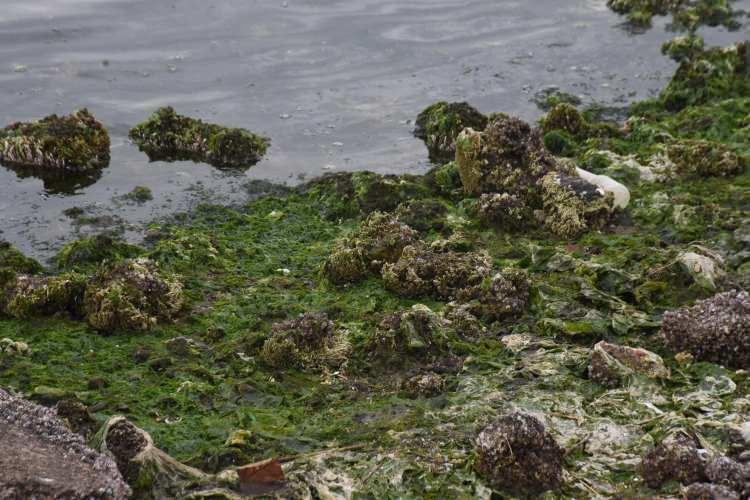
<box><xmin>0</xmin><ymin>387</ymin><xmax>130</xmax><ymax>499</ymax></box>
<box><xmin>588</xmin><ymin>341</ymin><xmax>668</xmax><ymax>387</ymax></box>
<box><xmin>129</xmin><ymin>106</ymin><xmax>269</xmax><ymax>169</ymax></box>
<box><xmin>0</xmin><ymin>109</ymin><xmax>110</xmax><ymax>172</ymax></box>
<box><xmin>414</xmin><ymin>101</ymin><xmax>488</xmax><ymax>163</ymax></box>
<box><xmin>260</xmin><ymin>312</ymin><xmax>351</xmax><ymax>372</ymax></box>
<box><xmin>642</xmin><ymin>432</ymin><xmax>708</xmax><ymax>489</ymax></box>
<box><xmin>475</xmin><ymin>412</ymin><xmax>564</xmax><ymax>495</ymax></box>
<box><xmin>661</xmin><ymin>290</ymin><xmax>749</xmax><ymax>369</ymax></box>
<box><xmin>84</xmin><ymin>258</ymin><xmax>184</xmax><ymax>333</ymax></box>
<box><xmin>323</xmin><ymin>212</ymin><xmax>419</xmax><ymax>285</ymax></box>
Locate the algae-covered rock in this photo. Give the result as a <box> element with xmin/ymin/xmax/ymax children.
<box><xmin>642</xmin><ymin>432</ymin><xmax>708</xmax><ymax>489</ymax></box>
<box><xmin>705</xmin><ymin>455</ymin><xmax>746</xmax><ymax>494</ymax></box>
<box><xmin>541</xmin><ymin>102</ymin><xmax>588</xmax><ymax>137</ymax></box>
<box><xmin>475</xmin><ymin>412</ymin><xmax>564</xmax><ymax>495</ymax></box>
<box><xmin>129</xmin><ymin>107</ymin><xmax>269</xmax><ymax>169</ymax></box>
<box><xmin>2</xmin><ymin>273</ymin><xmax>87</xmax><ymax>319</ymax></box>
<box><xmin>371</xmin><ymin>304</ymin><xmax>452</xmax><ymax>358</ymax></box>
<box><xmin>394</xmin><ymin>199</ymin><xmax>447</xmax><ymax>233</ymax></box>
<box><xmin>473</xmin><ymin>268</ymin><xmax>531</xmax><ymax>321</ymax></box>
<box><xmin>84</xmin><ymin>258</ymin><xmax>184</xmax><ymax>332</ymax></box>
<box><xmin>588</xmin><ymin>341</ymin><xmax>668</xmax><ymax>387</ymax></box>
<box><xmin>414</xmin><ymin>101</ymin><xmax>488</xmax><ymax>163</ymax></box>
<box><xmin>539</xmin><ymin>171</ymin><xmax>614</xmax><ymax>239</ymax></box>
<box><xmin>55</xmin><ymin>234</ymin><xmax>142</xmax><ymax>270</ymax></box>
<box><xmin>424</xmin><ymin>161</ymin><xmax>463</xmax><ymax>198</ymax></box>
<box><xmin>95</xmin><ymin>416</ymin><xmax>238</xmax><ymax>499</ymax></box>
<box><xmin>661</xmin><ymin>290</ymin><xmax>749</xmax><ymax>369</ymax></box>
<box><xmin>56</xmin><ymin>398</ymin><xmax>98</xmax><ymax>439</ymax></box>
<box><xmin>0</xmin><ymin>241</ymin><xmax>42</xmax><ymax>276</ymax></box>
<box><xmin>402</xmin><ymin>371</ymin><xmax>446</xmax><ymax>397</ymax></box>
<box><xmin>663</xmin><ymin>35</ymin><xmax>706</xmax><ymax>62</ymax></box>
<box><xmin>455</xmin><ymin>114</ymin><xmax>557</xmax><ymax>198</ymax></box>
<box><xmin>607</xmin><ymin>0</ymin><xmax>741</xmax><ymax>31</ymax></box>
<box><xmin>666</xmin><ymin>139</ymin><xmax>745</xmax><ymax>178</ymax></box>
<box><xmin>0</xmin><ymin>109</ymin><xmax>110</xmax><ymax>172</ymax></box>
<box><xmin>381</xmin><ymin>245</ymin><xmax>492</xmax><ymax>299</ymax></box>
<box><xmin>475</xmin><ymin>192</ymin><xmax>531</xmax><ymax>230</ymax></box>
<box><xmin>322</xmin><ymin>212</ymin><xmax>419</xmax><ymax>285</ymax></box>
<box><xmin>260</xmin><ymin>312</ymin><xmax>351</xmax><ymax>372</ymax></box>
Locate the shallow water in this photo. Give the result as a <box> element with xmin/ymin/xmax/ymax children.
<box><xmin>0</xmin><ymin>0</ymin><xmax>747</xmax><ymax>261</ymax></box>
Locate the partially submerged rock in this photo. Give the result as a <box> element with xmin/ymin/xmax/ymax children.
<box><xmin>84</xmin><ymin>258</ymin><xmax>184</xmax><ymax>332</ymax></box>
<box><xmin>129</xmin><ymin>107</ymin><xmax>269</xmax><ymax>169</ymax></box>
<box><xmin>475</xmin><ymin>412</ymin><xmax>564</xmax><ymax>495</ymax></box>
<box><xmin>642</xmin><ymin>432</ymin><xmax>708</xmax><ymax>489</ymax></box>
<box><xmin>588</xmin><ymin>341</ymin><xmax>668</xmax><ymax>387</ymax></box>
<box><xmin>414</xmin><ymin>101</ymin><xmax>487</xmax><ymax>163</ymax></box>
<box><xmin>0</xmin><ymin>387</ymin><xmax>129</xmax><ymax>499</ymax></box>
<box><xmin>661</xmin><ymin>290</ymin><xmax>749</xmax><ymax>369</ymax></box>
<box><xmin>0</xmin><ymin>109</ymin><xmax>110</xmax><ymax>172</ymax></box>
<box><xmin>260</xmin><ymin>312</ymin><xmax>351</xmax><ymax>372</ymax></box>
<box><xmin>322</xmin><ymin>212</ymin><xmax>419</xmax><ymax>285</ymax></box>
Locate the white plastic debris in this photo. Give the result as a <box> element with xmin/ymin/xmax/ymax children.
<box><xmin>575</xmin><ymin>167</ymin><xmax>631</xmax><ymax>209</ymax></box>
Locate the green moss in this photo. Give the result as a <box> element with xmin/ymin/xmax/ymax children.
<box><xmin>55</xmin><ymin>234</ymin><xmax>143</xmax><ymax>270</ymax></box>
<box><xmin>3</xmin><ymin>273</ymin><xmax>87</xmax><ymax>319</ymax></box>
<box><xmin>543</xmin><ymin>129</ymin><xmax>578</xmax><ymax>156</ymax></box>
<box><xmin>607</xmin><ymin>0</ymin><xmax>742</xmax><ymax>32</ymax></box>
<box><xmin>0</xmin><ymin>109</ymin><xmax>110</xmax><ymax>171</ymax></box>
<box><xmin>129</xmin><ymin>107</ymin><xmax>269</xmax><ymax>170</ymax></box>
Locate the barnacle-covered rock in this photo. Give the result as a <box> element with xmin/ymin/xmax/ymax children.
<box><xmin>705</xmin><ymin>455</ymin><xmax>746</xmax><ymax>494</ymax></box>
<box><xmin>2</xmin><ymin>273</ymin><xmax>87</xmax><ymax>319</ymax></box>
<box><xmin>641</xmin><ymin>432</ymin><xmax>708</xmax><ymax>489</ymax></box>
<box><xmin>371</xmin><ymin>304</ymin><xmax>452</xmax><ymax>358</ymax></box>
<box><xmin>683</xmin><ymin>482</ymin><xmax>740</xmax><ymax>500</ymax></box>
<box><xmin>455</xmin><ymin>114</ymin><xmax>558</xmax><ymax>198</ymax></box>
<box><xmin>666</xmin><ymin>140</ymin><xmax>745</xmax><ymax>179</ymax></box>
<box><xmin>539</xmin><ymin>170</ymin><xmax>614</xmax><ymax>239</ymax></box>
<box><xmin>55</xmin><ymin>234</ymin><xmax>142</xmax><ymax>270</ymax></box>
<box><xmin>402</xmin><ymin>371</ymin><xmax>446</xmax><ymax>397</ymax></box>
<box><xmin>475</xmin><ymin>412</ymin><xmax>564</xmax><ymax>495</ymax></box>
<box><xmin>84</xmin><ymin>258</ymin><xmax>184</xmax><ymax>333</ymax></box>
<box><xmin>0</xmin><ymin>109</ymin><xmax>110</xmax><ymax>172</ymax></box>
<box><xmin>472</xmin><ymin>268</ymin><xmax>531</xmax><ymax>321</ymax></box>
<box><xmin>56</xmin><ymin>398</ymin><xmax>98</xmax><ymax>439</ymax></box>
<box><xmin>414</xmin><ymin>101</ymin><xmax>488</xmax><ymax>163</ymax></box>
<box><xmin>661</xmin><ymin>290</ymin><xmax>749</xmax><ymax>369</ymax></box>
<box><xmin>394</xmin><ymin>199</ymin><xmax>447</xmax><ymax>233</ymax></box>
<box><xmin>381</xmin><ymin>245</ymin><xmax>492</xmax><ymax>299</ymax></box>
<box><xmin>475</xmin><ymin>193</ymin><xmax>531</xmax><ymax>230</ymax></box>
<box><xmin>588</xmin><ymin>341</ymin><xmax>668</xmax><ymax>387</ymax></box>
<box><xmin>260</xmin><ymin>312</ymin><xmax>351</xmax><ymax>372</ymax></box>
<box><xmin>129</xmin><ymin>107</ymin><xmax>269</xmax><ymax>169</ymax></box>
<box><xmin>322</xmin><ymin>212</ymin><xmax>419</xmax><ymax>285</ymax></box>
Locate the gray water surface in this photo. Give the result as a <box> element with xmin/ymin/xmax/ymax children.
<box><xmin>0</xmin><ymin>0</ymin><xmax>747</xmax><ymax>261</ymax></box>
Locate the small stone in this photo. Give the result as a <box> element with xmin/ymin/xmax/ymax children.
<box><xmin>641</xmin><ymin>432</ymin><xmax>707</xmax><ymax>489</ymax></box>
<box><xmin>588</xmin><ymin>341</ymin><xmax>668</xmax><ymax>387</ymax></box>
<box><xmin>403</xmin><ymin>372</ymin><xmax>446</xmax><ymax>397</ymax></box>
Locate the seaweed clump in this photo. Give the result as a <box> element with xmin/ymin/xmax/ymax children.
<box><xmin>2</xmin><ymin>274</ymin><xmax>87</xmax><ymax>320</ymax></box>
<box><xmin>322</xmin><ymin>212</ymin><xmax>419</xmax><ymax>285</ymax></box>
<box><xmin>0</xmin><ymin>242</ymin><xmax>42</xmax><ymax>276</ymax></box>
<box><xmin>414</xmin><ymin>101</ymin><xmax>488</xmax><ymax>163</ymax></box>
<box><xmin>84</xmin><ymin>258</ymin><xmax>184</xmax><ymax>333</ymax></box>
<box><xmin>129</xmin><ymin>107</ymin><xmax>269</xmax><ymax>169</ymax></box>
<box><xmin>55</xmin><ymin>234</ymin><xmax>142</xmax><ymax>270</ymax></box>
<box><xmin>0</xmin><ymin>109</ymin><xmax>110</xmax><ymax>172</ymax></box>
<box><xmin>607</xmin><ymin>0</ymin><xmax>741</xmax><ymax>32</ymax></box>
<box><xmin>259</xmin><ymin>312</ymin><xmax>351</xmax><ymax>372</ymax></box>
<box><xmin>475</xmin><ymin>412</ymin><xmax>564</xmax><ymax>495</ymax></box>
<box><xmin>661</xmin><ymin>290</ymin><xmax>749</xmax><ymax>368</ymax></box>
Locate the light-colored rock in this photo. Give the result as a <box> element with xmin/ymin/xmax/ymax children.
<box><xmin>575</xmin><ymin>167</ymin><xmax>630</xmax><ymax>209</ymax></box>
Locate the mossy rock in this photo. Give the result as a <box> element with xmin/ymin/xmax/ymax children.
<box><xmin>414</xmin><ymin>101</ymin><xmax>488</xmax><ymax>163</ymax></box>
<box><xmin>2</xmin><ymin>273</ymin><xmax>87</xmax><ymax>319</ymax></box>
<box><xmin>0</xmin><ymin>109</ymin><xmax>110</xmax><ymax>172</ymax></box>
<box><xmin>129</xmin><ymin>107</ymin><xmax>269</xmax><ymax>170</ymax></box>
<box><xmin>0</xmin><ymin>241</ymin><xmax>42</xmax><ymax>275</ymax></box>
<box><xmin>55</xmin><ymin>234</ymin><xmax>143</xmax><ymax>270</ymax></box>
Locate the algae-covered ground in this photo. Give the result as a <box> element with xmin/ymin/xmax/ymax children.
<box><xmin>1</xmin><ymin>10</ymin><xmax>750</xmax><ymax>500</ymax></box>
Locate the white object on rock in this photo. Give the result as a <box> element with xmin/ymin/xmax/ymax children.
<box><xmin>575</xmin><ymin>167</ymin><xmax>630</xmax><ymax>209</ymax></box>
<box><xmin>677</xmin><ymin>247</ymin><xmax>726</xmax><ymax>291</ymax></box>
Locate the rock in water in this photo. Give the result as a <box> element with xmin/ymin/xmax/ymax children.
<box><xmin>0</xmin><ymin>387</ymin><xmax>130</xmax><ymax>499</ymax></box>
<box><xmin>475</xmin><ymin>412</ymin><xmax>564</xmax><ymax>495</ymax></box>
<box><xmin>414</xmin><ymin>101</ymin><xmax>487</xmax><ymax>163</ymax></box>
<box><xmin>0</xmin><ymin>109</ymin><xmax>110</xmax><ymax>172</ymax></box>
<box><xmin>129</xmin><ymin>106</ymin><xmax>269</xmax><ymax>170</ymax></box>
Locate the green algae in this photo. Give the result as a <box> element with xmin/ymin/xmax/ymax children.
<box><xmin>129</xmin><ymin>107</ymin><xmax>269</xmax><ymax>170</ymax></box>
<box><xmin>607</xmin><ymin>0</ymin><xmax>743</xmax><ymax>32</ymax></box>
<box><xmin>0</xmin><ymin>37</ymin><xmax>748</xmax><ymax>499</ymax></box>
<box><xmin>55</xmin><ymin>234</ymin><xmax>143</xmax><ymax>271</ymax></box>
<box><xmin>414</xmin><ymin>101</ymin><xmax>488</xmax><ymax>163</ymax></box>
